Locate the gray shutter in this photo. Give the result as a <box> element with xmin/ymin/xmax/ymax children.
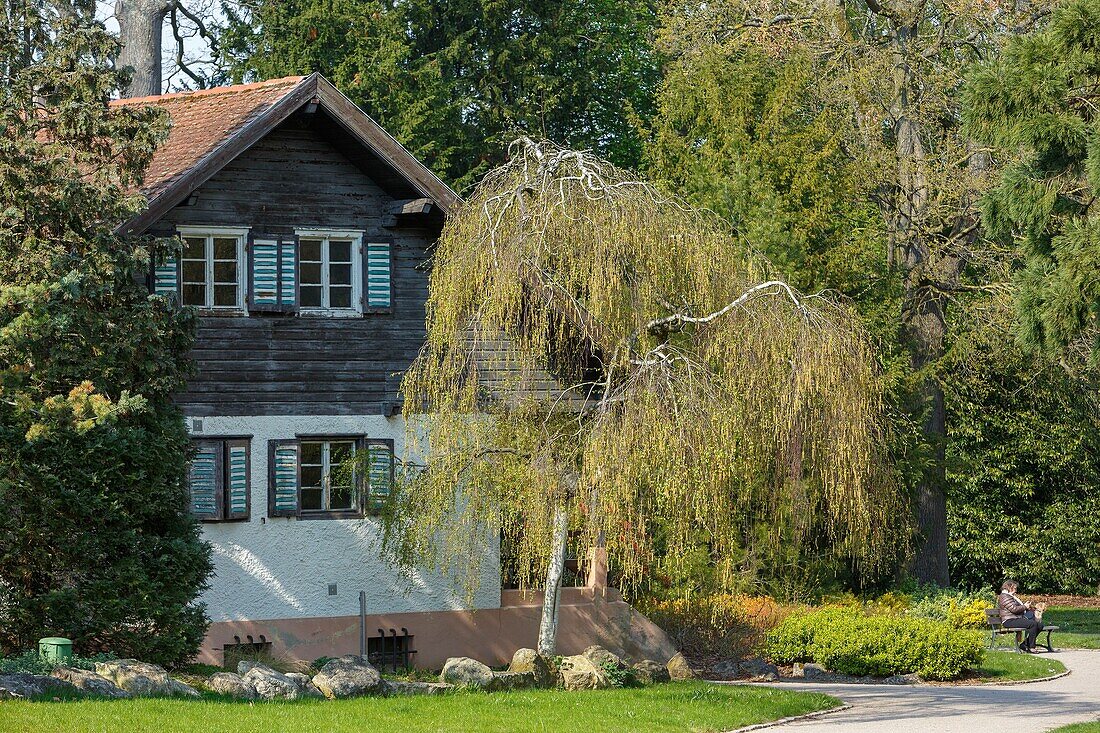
<box><xmin>188</xmin><ymin>442</ymin><xmax>221</xmax><ymax>520</ymax></box>
<box><xmin>366</xmin><ymin>441</ymin><xmax>393</xmax><ymax>514</ymax></box>
<box><xmin>153</xmin><ymin>251</ymin><xmax>180</xmax><ymax>301</ymax></box>
<box><xmin>249</xmin><ymin>235</ymin><xmax>281</xmax><ymax>312</ymax></box>
<box><xmin>364</xmin><ymin>240</ymin><xmax>392</xmax><ymax>310</ymax></box>
<box><xmin>226</xmin><ymin>439</ymin><xmax>250</xmax><ymax>520</ymax></box>
<box><xmin>268</xmin><ymin>439</ymin><xmax>300</xmax><ymax>517</ymax></box>
<box><xmin>279</xmin><ymin>236</ymin><xmax>298</xmax><ymax>311</ymax></box>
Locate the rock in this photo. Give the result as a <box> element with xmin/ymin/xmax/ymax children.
<box><xmin>738</xmin><ymin>658</ymin><xmax>780</xmax><ymax>682</ymax></box>
<box><xmin>440</xmin><ymin>657</ymin><xmax>494</xmax><ymax>689</ymax></box>
<box><xmin>507</xmin><ymin>648</ymin><xmax>554</xmax><ymax>688</ymax></box>
<box><xmin>883</xmin><ymin>673</ymin><xmax>921</xmax><ymax>685</ymax></box>
<box><xmin>241</xmin><ymin>662</ymin><xmax>306</xmax><ymax>700</ymax></box>
<box><xmin>311</xmin><ymin>655</ymin><xmax>383</xmax><ymax>699</ymax></box>
<box><xmin>286</xmin><ymin>672</ymin><xmax>324</xmax><ymax>698</ymax></box>
<box><xmin>205</xmin><ymin>672</ymin><xmax>257</xmax><ymax>700</ymax></box>
<box><xmin>710</xmin><ymin>659</ymin><xmax>740</xmax><ymax>680</ymax></box>
<box><xmin>557</xmin><ymin>654</ymin><xmax>610</xmax><ymax>691</ymax></box>
<box><xmin>666</xmin><ymin>652</ymin><xmax>695</xmax><ymax>681</ymax></box>
<box><xmin>582</xmin><ymin>645</ymin><xmax>628</xmax><ymax>672</ymax></box>
<box><xmin>94</xmin><ymin>660</ymin><xmax>199</xmax><ymax>698</ymax></box>
<box><xmin>384</xmin><ymin>681</ymin><xmax>454</xmax><ymax>696</ymax></box>
<box><xmin>489</xmin><ymin>671</ymin><xmax>536</xmax><ymax>691</ymax></box>
<box><xmin>50</xmin><ymin>667</ymin><xmax>130</xmax><ymax>699</ymax></box>
<box><xmin>632</xmin><ymin>659</ymin><xmax>671</xmax><ymax>685</ymax></box>
<box><xmin>236</xmin><ymin>661</ymin><xmax>259</xmax><ymax>675</ymax></box>
<box><xmin>800</xmin><ymin>662</ymin><xmax>827</xmax><ymax>679</ymax></box>
<box><xmin>0</xmin><ymin>673</ymin><xmax>82</xmax><ymax>699</ymax></box>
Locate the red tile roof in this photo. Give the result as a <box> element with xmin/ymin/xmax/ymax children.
<box><xmin>111</xmin><ymin>76</ymin><xmax>306</xmax><ymax>199</ymax></box>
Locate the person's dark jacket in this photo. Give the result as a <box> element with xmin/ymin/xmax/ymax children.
<box><xmin>998</xmin><ymin>592</ymin><xmax>1030</xmax><ymax>622</ymax></box>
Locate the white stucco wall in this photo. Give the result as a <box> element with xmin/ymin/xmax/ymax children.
<box><xmin>189</xmin><ymin>414</ymin><xmax>501</xmax><ymax>622</ymax></box>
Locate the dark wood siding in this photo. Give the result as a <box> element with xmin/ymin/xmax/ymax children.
<box><xmin>149</xmin><ymin>112</ymin><xmax>438</xmax><ymax>416</ymax></box>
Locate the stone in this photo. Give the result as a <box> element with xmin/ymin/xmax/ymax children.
<box><xmin>582</xmin><ymin>645</ymin><xmax>628</xmax><ymax>672</ymax></box>
<box><xmin>738</xmin><ymin>658</ymin><xmax>780</xmax><ymax>682</ymax></box>
<box><xmin>489</xmin><ymin>671</ymin><xmax>536</xmax><ymax>691</ymax></box>
<box><xmin>241</xmin><ymin>662</ymin><xmax>306</xmax><ymax>701</ymax></box>
<box><xmin>666</xmin><ymin>652</ymin><xmax>695</xmax><ymax>681</ymax></box>
<box><xmin>0</xmin><ymin>673</ymin><xmax>82</xmax><ymax>700</ymax></box>
<box><xmin>205</xmin><ymin>672</ymin><xmax>257</xmax><ymax>700</ymax></box>
<box><xmin>384</xmin><ymin>681</ymin><xmax>454</xmax><ymax>696</ymax></box>
<box><xmin>94</xmin><ymin>660</ymin><xmax>199</xmax><ymax>698</ymax></box>
<box><xmin>286</xmin><ymin>672</ymin><xmax>324</xmax><ymax>698</ymax></box>
<box><xmin>631</xmin><ymin>659</ymin><xmax>671</xmax><ymax>685</ymax></box>
<box><xmin>440</xmin><ymin>657</ymin><xmax>495</xmax><ymax>689</ymax></box>
<box><xmin>800</xmin><ymin>662</ymin><xmax>827</xmax><ymax>679</ymax></box>
<box><xmin>311</xmin><ymin>655</ymin><xmax>383</xmax><ymax>699</ymax></box>
<box><xmin>557</xmin><ymin>654</ymin><xmax>610</xmax><ymax>691</ymax></box>
<box><xmin>883</xmin><ymin>673</ymin><xmax>921</xmax><ymax>685</ymax></box>
<box><xmin>507</xmin><ymin>649</ymin><xmax>554</xmax><ymax>689</ymax></box>
<box><xmin>51</xmin><ymin>667</ymin><xmax>130</xmax><ymax>699</ymax></box>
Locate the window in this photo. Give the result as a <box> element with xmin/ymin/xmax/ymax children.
<box><xmin>297</xmin><ymin>230</ymin><xmax>363</xmax><ymax>313</ymax></box>
<box><xmin>178</xmin><ymin>228</ymin><xmax>247</xmax><ymax>309</ymax></box>
<box><xmin>188</xmin><ymin>438</ymin><xmax>251</xmax><ymax>521</ymax></box>
<box><xmin>300</xmin><ymin>439</ymin><xmax>358</xmax><ymax>513</ymax></box>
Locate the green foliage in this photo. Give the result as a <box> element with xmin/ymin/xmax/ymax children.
<box><xmin>642</xmin><ymin>594</ymin><xmax>789</xmax><ymax>659</ymax></box>
<box><xmin>599</xmin><ymin>661</ymin><xmax>636</xmax><ymax>688</ymax></box>
<box><xmin>905</xmin><ymin>588</ymin><xmax>994</xmax><ymax>630</ymax></box>
<box><xmin>0</xmin><ymin>0</ymin><xmax>211</xmax><ymax>664</ymax></box>
<box><xmin>0</xmin><ymin>650</ymin><xmax>116</xmax><ymax>676</ymax></box>
<box><xmin>766</xmin><ymin>608</ymin><xmax>984</xmax><ymax>680</ymax></box>
<box><xmin>218</xmin><ymin>0</ymin><xmax>661</xmax><ymax>190</ymax></box>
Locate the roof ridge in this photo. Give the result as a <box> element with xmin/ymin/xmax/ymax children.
<box><xmin>111</xmin><ymin>76</ymin><xmax>308</xmax><ymax>106</ymax></box>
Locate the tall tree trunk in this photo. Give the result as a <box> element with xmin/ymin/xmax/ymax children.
<box><xmin>537</xmin><ymin>505</ymin><xmax>568</xmax><ymax>656</ymax></box>
<box><xmin>115</xmin><ymin>0</ymin><xmax>172</xmax><ymax>97</ymax></box>
<box><xmin>893</xmin><ymin>17</ymin><xmax>951</xmax><ymax>586</ymax></box>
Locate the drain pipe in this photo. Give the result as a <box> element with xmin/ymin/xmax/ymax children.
<box><xmin>359</xmin><ymin>591</ymin><xmax>367</xmax><ymax>656</ymax></box>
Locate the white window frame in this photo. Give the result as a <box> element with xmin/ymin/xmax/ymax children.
<box><xmin>295</xmin><ymin>228</ymin><xmax>364</xmax><ymax>316</ymax></box>
<box><xmin>177</xmin><ymin>226</ymin><xmax>250</xmax><ymax>311</ymax></box>
<box><xmin>299</xmin><ymin>438</ymin><xmax>359</xmax><ymax>515</ymax></box>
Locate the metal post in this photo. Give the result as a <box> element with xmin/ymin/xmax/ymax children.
<box><xmin>359</xmin><ymin>591</ymin><xmax>367</xmax><ymax>656</ymax></box>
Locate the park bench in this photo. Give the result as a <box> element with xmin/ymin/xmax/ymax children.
<box><xmin>984</xmin><ymin>609</ymin><xmax>1059</xmax><ymax>653</ymax></box>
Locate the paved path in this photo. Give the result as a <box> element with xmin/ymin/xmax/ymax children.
<box><xmin>762</xmin><ymin>650</ymin><xmax>1100</xmax><ymax>732</ymax></box>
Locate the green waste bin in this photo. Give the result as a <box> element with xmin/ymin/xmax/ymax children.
<box><xmin>39</xmin><ymin>637</ymin><xmax>73</xmax><ymax>664</ymax></box>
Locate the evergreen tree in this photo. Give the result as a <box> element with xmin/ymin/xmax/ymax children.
<box><xmin>0</xmin><ymin>0</ymin><xmax>211</xmax><ymax>664</ymax></box>
<box><xmin>964</xmin><ymin>0</ymin><xmax>1100</xmax><ymax>361</ymax></box>
<box><xmin>217</xmin><ymin>0</ymin><xmax>661</xmax><ymax>190</ymax></box>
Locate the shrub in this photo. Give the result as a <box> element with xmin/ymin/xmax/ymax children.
<box><xmin>0</xmin><ymin>650</ymin><xmax>116</xmax><ymax>676</ymax></box>
<box><xmin>765</xmin><ymin>608</ymin><xmax>984</xmax><ymax>680</ymax></box>
<box><xmin>645</xmin><ymin>594</ymin><xmax>794</xmax><ymax>659</ymax></box>
<box><xmin>906</xmin><ymin>587</ymin><xmax>994</xmax><ymax>629</ymax></box>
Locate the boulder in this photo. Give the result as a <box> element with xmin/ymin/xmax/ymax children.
<box><xmin>50</xmin><ymin>667</ymin><xmax>130</xmax><ymax>699</ymax></box>
<box><xmin>241</xmin><ymin>662</ymin><xmax>306</xmax><ymax>701</ymax></box>
<box><xmin>0</xmin><ymin>673</ymin><xmax>82</xmax><ymax>699</ymax></box>
<box><xmin>710</xmin><ymin>660</ymin><xmax>739</xmax><ymax>679</ymax></box>
<box><xmin>440</xmin><ymin>657</ymin><xmax>494</xmax><ymax>690</ymax></box>
<box><xmin>94</xmin><ymin>660</ymin><xmax>199</xmax><ymax>698</ymax></box>
<box><xmin>489</xmin><ymin>671</ymin><xmax>536</xmax><ymax>691</ymax></box>
<box><xmin>882</xmin><ymin>673</ymin><xmax>921</xmax><ymax>685</ymax></box>
<box><xmin>311</xmin><ymin>655</ymin><xmax>383</xmax><ymax>699</ymax></box>
<box><xmin>666</xmin><ymin>652</ymin><xmax>695</xmax><ymax>681</ymax></box>
<box><xmin>557</xmin><ymin>654</ymin><xmax>610</xmax><ymax>691</ymax></box>
<box><xmin>286</xmin><ymin>672</ymin><xmax>324</xmax><ymax>698</ymax></box>
<box><xmin>631</xmin><ymin>659</ymin><xmax>671</xmax><ymax>685</ymax></box>
<box><xmin>792</xmin><ymin>662</ymin><xmax>827</xmax><ymax>680</ymax></box>
<box><xmin>384</xmin><ymin>681</ymin><xmax>454</xmax><ymax>696</ymax></box>
<box><xmin>507</xmin><ymin>649</ymin><xmax>554</xmax><ymax>689</ymax></box>
<box><xmin>738</xmin><ymin>658</ymin><xmax>780</xmax><ymax>682</ymax></box>
<box><xmin>582</xmin><ymin>645</ymin><xmax>628</xmax><ymax>672</ymax></box>
<box><xmin>205</xmin><ymin>672</ymin><xmax>257</xmax><ymax>700</ymax></box>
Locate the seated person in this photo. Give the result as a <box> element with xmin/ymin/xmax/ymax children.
<box><xmin>998</xmin><ymin>579</ymin><xmax>1044</xmax><ymax>652</ymax></box>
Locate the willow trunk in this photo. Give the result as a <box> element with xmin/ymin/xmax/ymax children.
<box><xmin>537</xmin><ymin>505</ymin><xmax>569</xmax><ymax>656</ymax></box>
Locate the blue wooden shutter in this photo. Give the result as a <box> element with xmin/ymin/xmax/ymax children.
<box><xmin>226</xmin><ymin>439</ymin><xmax>250</xmax><ymax>520</ymax></box>
<box><xmin>154</xmin><ymin>252</ymin><xmax>180</xmax><ymax>301</ymax></box>
<box><xmin>188</xmin><ymin>443</ymin><xmax>221</xmax><ymax>520</ymax></box>
<box><xmin>364</xmin><ymin>241</ymin><xmax>392</xmax><ymax>310</ymax></box>
<box><xmin>279</xmin><ymin>237</ymin><xmax>297</xmax><ymax>310</ymax></box>
<box><xmin>268</xmin><ymin>439</ymin><xmax>300</xmax><ymax>517</ymax></box>
<box><xmin>366</xmin><ymin>441</ymin><xmax>393</xmax><ymax>514</ymax></box>
<box><xmin>249</xmin><ymin>235</ymin><xmax>281</xmax><ymax>311</ymax></box>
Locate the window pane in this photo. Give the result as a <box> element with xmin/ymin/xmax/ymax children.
<box><xmin>301</xmin><ymin>465</ymin><xmax>323</xmax><ymax>489</ymax></box>
<box><xmin>213</xmin><ymin>238</ymin><xmax>237</xmax><ymax>260</ymax></box>
<box><xmin>182</xmin><ymin>284</ymin><xmax>205</xmax><ymax>306</ymax></box>
<box><xmin>329</xmin><ymin>240</ymin><xmax>352</xmax><ymax>262</ymax></box>
<box><xmin>301</xmin><ymin>286</ymin><xmax>322</xmax><ymax>308</ymax></box>
<box><xmin>329</xmin><ymin>264</ymin><xmax>351</xmax><ymax>286</ymax></box>
<box><xmin>182</xmin><ymin>261</ymin><xmax>206</xmax><ymax>283</ymax></box>
<box><xmin>300</xmin><ymin>239</ymin><xmax>322</xmax><ymax>262</ymax></box>
<box><xmin>213</xmin><ymin>285</ymin><xmax>237</xmax><ymax>307</ymax></box>
<box><xmin>301</xmin><ymin>442</ymin><xmax>322</xmax><ymax>465</ymax></box>
<box><xmin>330</xmin><ymin>441</ymin><xmax>354</xmax><ymax>464</ymax></box>
<box><xmin>300</xmin><ymin>262</ymin><xmax>322</xmax><ymax>286</ymax></box>
<box><xmin>301</xmin><ymin>487</ymin><xmax>323</xmax><ymax>512</ymax></box>
<box><xmin>329</xmin><ymin>287</ymin><xmax>352</xmax><ymax>308</ymax></box>
<box><xmin>213</xmin><ymin>261</ymin><xmax>237</xmax><ymax>283</ymax></box>
<box><xmin>183</xmin><ymin>237</ymin><xmax>205</xmax><ymax>259</ymax></box>
<box><xmin>330</xmin><ymin>484</ymin><xmax>354</xmax><ymax>510</ymax></box>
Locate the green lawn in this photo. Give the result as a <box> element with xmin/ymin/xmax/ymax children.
<box><xmin>0</xmin><ymin>682</ymin><xmax>839</xmax><ymax>733</ymax></box>
<box><xmin>1048</xmin><ymin>724</ymin><xmax>1100</xmax><ymax>732</ymax></box>
<box><xmin>1044</xmin><ymin>608</ymin><xmax>1100</xmax><ymax>649</ymax></box>
<box><xmin>971</xmin><ymin>650</ymin><xmax>1066</xmax><ymax>682</ymax></box>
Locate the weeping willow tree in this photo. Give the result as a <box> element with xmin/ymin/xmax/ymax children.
<box><xmin>384</xmin><ymin>138</ymin><xmax>904</xmax><ymax>655</ymax></box>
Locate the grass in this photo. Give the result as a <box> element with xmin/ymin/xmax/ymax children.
<box><xmin>1048</xmin><ymin>725</ymin><xmax>1100</xmax><ymax>732</ymax></box>
<box><xmin>969</xmin><ymin>650</ymin><xmax>1066</xmax><ymax>682</ymax></box>
<box><xmin>1044</xmin><ymin>608</ymin><xmax>1100</xmax><ymax>649</ymax></box>
<box><xmin>0</xmin><ymin>681</ymin><xmax>839</xmax><ymax>733</ymax></box>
